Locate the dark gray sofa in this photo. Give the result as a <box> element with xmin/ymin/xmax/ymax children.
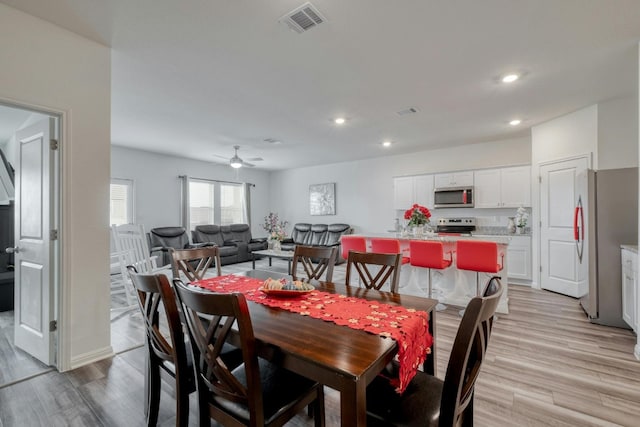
<box><xmin>280</xmin><ymin>223</ymin><xmax>352</xmax><ymax>264</ymax></box>
<box><xmin>192</xmin><ymin>224</ymin><xmax>267</xmax><ymax>265</ymax></box>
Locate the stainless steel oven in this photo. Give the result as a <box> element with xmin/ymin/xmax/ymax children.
<box><xmin>434</xmin><ymin>186</ymin><xmax>474</xmax><ymax>208</ymax></box>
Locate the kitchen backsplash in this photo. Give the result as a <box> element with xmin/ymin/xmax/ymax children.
<box><xmin>474</xmin><ymin>226</ymin><xmax>531</xmax><ymax>235</ymax></box>
<box><xmin>395</xmin><ymin>207</ymin><xmax>533</xmax><ymax>235</ymax></box>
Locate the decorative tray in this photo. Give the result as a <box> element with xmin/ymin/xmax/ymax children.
<box><xmin>259</xmin><ymin>278</ymin><xmax>314</xmax><ymax>297</ymax></box>
<box><xmin>258</xmin><ymin>287</ymin><xmax>314</xmax><ymax>297</ymax></box>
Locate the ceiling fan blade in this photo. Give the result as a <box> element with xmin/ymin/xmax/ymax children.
<box><xmin>246</xmin><ymin>157</ymin><xmax>263</xmax><ymax>162</ymax></box>
<box><xmin>212</xmin><ymin>154</ymin><xmax>230</xmax><ymax>160</ymax></box>
<box><xmin>243</xmin><ymin>161</ymin><xmax>256</xmax><ymax>167</ymax></box>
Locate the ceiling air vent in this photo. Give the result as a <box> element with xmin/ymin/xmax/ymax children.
<box><xmin>396</xmin><ymin>107</ymin><xmax>420</xmax><ymax>116</ymax></box>
<box><xmin>280</xmin><ymin>2</ymin><xmax>326</xmax><ymax>33</ymax></box>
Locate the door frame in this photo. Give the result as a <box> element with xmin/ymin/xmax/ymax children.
<box><xmin>1</xmin><ymin>98</ymin><xmax>63</xmax><ymax>369</ymax></box>
<box><xmin>535</xmin><ymin>153</ymin><xmax>592</xmax><ymax>291</ymax></box>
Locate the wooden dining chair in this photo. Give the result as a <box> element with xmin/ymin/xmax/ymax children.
<box><xmin>291</xmin><ymin>245</ymin><xmax>337</xmax><ymax>283</ymax></box>
<box><xmin>172</xmin><ymin>279</ymin><xmax>326</xmax><ymax>427</ymax></box>
<box><xmin>170</xmin><ymin>246</ymin><xmax>222</xmax><ymax>282</ymax></box>
<box><xmin>126</xmin><ymin>266</ymin><xmax>194</xmax><ymax>427</ymax></box>
<box><xmin>365</xmin><ymin>276</ymin><xmax>504</xmax><ymax>427</ymax></box>
<box><xmin>345</xmin><ymin>250</ymin><xmax>401</xmax><ymax>292</ymax></box>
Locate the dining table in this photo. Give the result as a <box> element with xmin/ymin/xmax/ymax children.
<box><xmin>196</xmin><ymin>269</ymin><xmax>438</xmax><ymax>426</ymax></box>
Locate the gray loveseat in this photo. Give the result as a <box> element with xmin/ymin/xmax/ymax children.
<box><xmin>280</xmin><ymin>223</ymin><xmax>352</xmax><ymax>264</ymax></box>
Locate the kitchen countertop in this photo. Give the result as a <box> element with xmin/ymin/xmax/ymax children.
<box><xmin>365</xmin><ymin>232</ymin><xmax>512</xmax><ymax>245</ymax></box>
<box><xmin>621</xmin><ymin>245</ymin><xmax>638</xmax><ymax>253</ymax></box>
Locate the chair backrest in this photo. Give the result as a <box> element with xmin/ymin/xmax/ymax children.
<box><xmin>370</xmin><ymin>238</ymin><xmax>401</xmax><ymax>254</ymax></box>
<box><xmin>440</xmin><ymin>276</ymin><xmax>503</xmax><ymax>426</ymax></box>
<box><xmin>126</xmin><ymin>267</ymin><xmax>189</xmax><ymax>382</ymax></box>
<box><xmin>112</xmin><ymin>224</ymin><xmax>158</xmax><ymax>272</ymax></box>
<box><xmin>173</xmin><ymin>280</ymin><xmax>267</xmax><ymax>424</ymax></box>
<box><xmin>345</xmin><ymin>250</ymin><xmax>401</xmax><ymax>292</ymax></box>
<box><xmin>409</xmin><ymin>240</ymin><xmax>452</xmax><ymax>269</ymax></box>
<box><xmin>170</xmin><ymin>246</ymin><xmax>222</xmax><ymax>281</ymax></box>
<box><xmin>291</xmin><ymin>245</ymin><xmax>337</xmax><ymax>283</ymax></box>
<box><xmin>456</xmin><ymin>240</ymin><xmax>503</xmax><ymax>274</ymax></box>
<box><xmin>340</xmin><ymin>235</ymin><xmax>367</xmax><ymax>260</ymax></box>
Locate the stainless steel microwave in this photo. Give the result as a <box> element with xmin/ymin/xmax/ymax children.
<box><xmin>433</xmin><ymin>186</ymin><xmax>474</xmax><ymax>208</ymax></box>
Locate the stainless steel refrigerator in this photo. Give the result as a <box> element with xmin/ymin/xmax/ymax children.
<box><xmin>579</xmin><ymin>167</ymin><xmax>638</xmax><ymax>328</ymax></box>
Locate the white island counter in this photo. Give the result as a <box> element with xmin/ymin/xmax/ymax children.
<box><xmin>352</xmin><ymin>233</ymin><xmax>512</xmax><ymax>314</ymax></box>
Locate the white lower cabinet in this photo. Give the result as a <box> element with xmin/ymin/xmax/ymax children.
<box><xmin>621</xmin><ymin>248</ymin><xmax>637</xmax><ymax>332</ymax></box>
<box><xmin>507</xmin><ymin>236</ymin><xmax>531</xmax><ymax>281</ymax></box>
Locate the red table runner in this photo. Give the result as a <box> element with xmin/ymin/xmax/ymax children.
<box><xmin>192</xmin><ymin>275</ymin><xmax>433</xmax><ymax>393</ymax></box>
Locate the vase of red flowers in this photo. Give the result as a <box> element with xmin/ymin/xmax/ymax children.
<box><xmin>404</xmin><ymin>203</ymin><xmax>432</xmax><ymax>237</ymax></box>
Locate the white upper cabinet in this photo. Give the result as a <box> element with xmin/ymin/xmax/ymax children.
<box><xmin>501</xmin><ymin>166</ymin><xmax>531</xmax><ymax>207</ymax></box>
<box><xmin>393</xmin><ymin>176</ymin><xmax>414</xmax><ymax>210</ymax></box>
<box><xmin>473</xmin><ymin>169</ymin><xmax>501</xmax><ymax>208</ymax></box>
<box><xmin>434</xmin><ymin>171</ymin><xmax>473</xmax><ymax>188</ymax></box>
<box><xmin>474</xmin><ymin>166</ymin><xmax>531</xmax><ymax>208</ymax></box>
<box><xmin>414</xmin><ymin>175</ymin><xmax>434</xmax><ymax>208</ymax></box>
<box><xmin>393</xmin><ymin>175</ymin><xmax>434</xmax><ymax>210</ymax></box>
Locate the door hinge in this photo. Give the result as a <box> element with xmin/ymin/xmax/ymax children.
<box><xmin>50</xmin><ymin>139</ymin><xmax>59</xmax><ymax>150</ymax></box>
<box><xmin>49</xmin><ymin>320</ymin><xmax>57</xmax><ymax>331</ymax></box>
<box><xmin>540</xmin><ymin>265</ymin><xmax>543</xmax><ymax>272</ymax></box>
<box><xmin>50</xmin><ymin>229</ymin><xmax>59</xmax><ymax>240</ymax></box>
<box><xmin>538</xmin><ymin>176</ymin><xmax>542</xmax><ymax>183</ymax></box>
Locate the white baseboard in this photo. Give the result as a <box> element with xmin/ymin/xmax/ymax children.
<box><xmin>69</xmin><ymin>345</ymin><xmax>114</xmax><ymax>370</ymax></box>
<box><xmin>635</xmin><ymin>344</ymin><xmax>640</xmax><ymax>361</ymax></box>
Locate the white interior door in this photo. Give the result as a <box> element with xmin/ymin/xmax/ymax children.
<box><xmin>11</xmin><ymin>118</ymin><xmax>56</xmax><ymax>365</ymax></box>
<box><xmin>539</xmin><ymin>157</ymin><xmax>589</xmax><ymax>297</ymax></box>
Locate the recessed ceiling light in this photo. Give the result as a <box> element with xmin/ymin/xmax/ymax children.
<box><xmin>502</xmin><ymin>73</ymin><xmax>520</xmax><ymax>83</ymax></box>
<box><xmin>382</xmin><ymin>141</ymin><xmax>393</xmax><ymax>147</ymax></box>
<box><xmin>334</xmin><ymin>117</ymin><xmax>346</xmax><ymax>125</ymax></box>
<box><xmin>509</xmin><ymin>119</ymin><xmax>522</xmax><ymax>126</ymax></box>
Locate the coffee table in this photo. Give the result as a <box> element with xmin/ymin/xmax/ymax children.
<box><xmin>251</xmin><ymin>249</ymin><xmax>294</xmax><ymax>274</ymax></box>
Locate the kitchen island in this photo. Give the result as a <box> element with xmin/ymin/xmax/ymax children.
<box><xmin>352</xmin><ymin>233</ymin><xmax>511</xmax><ymax>314</ymax></box>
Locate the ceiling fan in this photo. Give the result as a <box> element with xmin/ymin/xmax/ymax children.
<box><xmin>213</xmin><ymin>145</ymin><xmax>263</xmax><ymax>168</ymax></box>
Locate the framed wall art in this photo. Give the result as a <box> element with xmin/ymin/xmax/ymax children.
<box><xmin>309</xmin><ymin>182</ymin><xmax>335</xmax><ymax>215</ymax></box>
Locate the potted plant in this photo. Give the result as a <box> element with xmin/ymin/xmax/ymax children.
<box><xmin>404</xmin><ymin>204</ymin><xmax>432</xmax><ymax>236</ymax></box>
<box><xmin>262</xmin><ymin>212</ymin><xmax>288</xmax><ymax>250</ymax></box>
<box><xmin>515</xmin><ymin>206</ymin><xmax>529</xmax><ymax>234</ymax></box>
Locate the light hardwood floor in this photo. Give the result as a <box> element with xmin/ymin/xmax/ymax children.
<box><xmin>1</xmin><ymin>259</ymin><xmax>638</xmax><ymax>426</ymax></box>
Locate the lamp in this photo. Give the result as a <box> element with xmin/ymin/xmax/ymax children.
<box><xmin>230</xmin><ymin>157</ymin><xmax>243</xmax><ymax>168</ymax></box>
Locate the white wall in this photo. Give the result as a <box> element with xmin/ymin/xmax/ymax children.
<box><xmin>531</xmin><ymin>105</ymin><xmax>598</xmax><ymax>168</ymax></box>
<box><xmin>0</xmin><ymin>4</ymin><xmax>111</xmax><ymax>369</ymax></box>
<box><xmin>598</xmin><ymin>95</ymin><xmax>639</xmax><ymax>170</ymax></box>
<box><xmin>269</xmin><ymin>136</ymin><xmax>530</xmax><ymax>234</ymax></box>
<box><xmin>111</xmin><ymin>146</ymin><xmax>272</xmax><ymax>237</ymax></box>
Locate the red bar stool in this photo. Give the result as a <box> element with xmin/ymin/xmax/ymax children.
<box><xmin>370</xmin><ymin>238</ymin><xmax>410</xmax><ymax>265</ymax></box>
<box><xmin>456</xmin><ymin>240</ymin><xmax>504</xmax><ymax>308</ymax></box>
<box><xmin>409</xmin><ymin>240</ymin><xmax>453</xmax><ymax>311</ymax></box>
<box><xmin>341</xmin><ymin>236</ymin><xmax>367</xmax><ymax>285</ymax></box>
<box><xmin>340</xmin><ymin>235</ymin><xmax>367</xmax><ymax>260</ymax></box>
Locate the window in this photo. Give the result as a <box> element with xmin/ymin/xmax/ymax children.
<box><xmin>186</xmin><ymin>179</ymin><xmax>245</xmax><ymax>230</ymax></box>
<box><xmin>110</xmin><ymin>178</ymin><xmax>134</xmax><ymax>225</ymax></box>
<box><xmin>220</xmin><ymin>183</ymin><xmax>244</xmax><ymax>225</ymax></box>
<box><xmin>189</xmin><ymin>180</ymin><xmax>215</xmax><ymax>229</ymax></box>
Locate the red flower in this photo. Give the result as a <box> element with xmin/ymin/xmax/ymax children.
<box><xmin>405</xmin><ymin>203</ymin><xmax>431</xmax><ymax>226</ymax></box>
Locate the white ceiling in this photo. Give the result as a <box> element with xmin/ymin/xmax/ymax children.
<box><xmin>2</xmin><ymin>0</ymin><xmax>640</xmax><ymax>170</ymax></box>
